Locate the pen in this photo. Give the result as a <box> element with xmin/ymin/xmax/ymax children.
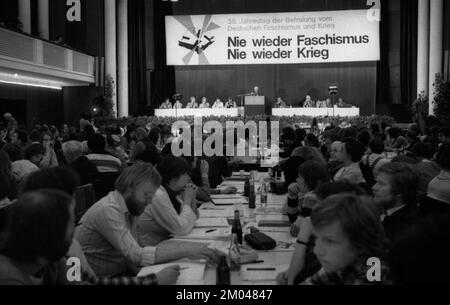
<box><xmin>247</xmin><ymin>267</ymin><xmax>276</xmax><ymax>271</ymax></box>
<box><xmin>241</xmin><ymin>260</ymin><xmax>264</xmax><ymax>265</ymax></box>
<box><xmin>205</xmin><ymin>229</ymin><xmax>217</xmax><ymax>233</ymax></box>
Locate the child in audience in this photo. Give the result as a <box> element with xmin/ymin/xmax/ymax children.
<box><xmin>301</xmin><ymin>194</ymin><xmax>391</xmax><ymax>285</ymax></box>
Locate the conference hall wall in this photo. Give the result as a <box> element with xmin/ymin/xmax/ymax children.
<box><xmin>155</xmin><ymin>0</ymin><xmax>378</xmax><ymax>116</ymax></box>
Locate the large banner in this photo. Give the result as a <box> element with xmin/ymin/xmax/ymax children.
<box><xmin>165</xmin><ymin>10</ymin><xmax>380</xmax><ymax>66</ymax></box>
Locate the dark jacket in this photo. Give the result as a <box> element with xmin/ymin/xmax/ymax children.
<box><xmin>383</xmin><ymin>203</ymin><xmax>421</xmax><ymax>245</ymax></box>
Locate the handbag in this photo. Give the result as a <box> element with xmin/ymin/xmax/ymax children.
<box><xmin>244</xmin><ymin>232</ymin><xmax>277</xmax><ymax>251</ymax></box>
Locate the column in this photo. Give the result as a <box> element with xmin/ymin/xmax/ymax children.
<box><xmin>18</xmin><ymin>0</ymin><xmax>31</xmax><ymax>34</ymax></box>
<box><xmin>105</xmin><ymin>0</ymin><xmax>117</xmax><ymax>117</ymax></box>
<box><xmin>118</xmin><ymin>0</ymin><xmax>129</xmax><ymax>117</ymax></box>
<box><xmin>37</xmin><ymin>0</ymin><xmax>50</xmax><ymax>40</ymax></box>
<box><xmin>428</xmin><ymin>0</ymin><xmax>444</xmax><ymax>115</ymax></box>
<box><xmin>417</xmin><ymin>0</ymin><xmax>429</xmax><ymax>96</ymax></box>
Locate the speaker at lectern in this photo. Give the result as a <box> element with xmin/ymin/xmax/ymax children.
<box><xmin>244</xmin><ymin>96</ymin><xmax>265</xmax><ymax>116</ymax></box>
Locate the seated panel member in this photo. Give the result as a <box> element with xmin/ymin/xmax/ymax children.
<box><xmin>173</xmin><ymin>100</ymin><xmax>183</xmax><ymax>109</ymax></box>
<box><xmin>225</xmin><ymin>98</ymin><xmax>237</xmax><ymax>108</ymax></box>
<box><xmin>160</xmin><ymin>99</ymin><xmax>172</xmax><ymax>109</ymax></box>
<box><xmin>303</xmin><ymin>95</ymin><xmax>316</xmax><ymax>108</ymax></box>
<box><xmin>276</xmin><ymin>97</ymin><xmax>287</xmax><ymax>108</ymax></box>
<box><xmin>212</xmin><ymin>98</ymin><xmax>224</xmax><ymax>109</ymax></box>
<box><xmin>337</xmin><ymin>98</ymin><xmax>352</xmax><ymax>108</ymax></box>
<box><xmin>139</xmin><ymin>156</ymin><xmax>199</xmax><ymax>246</ymax></box>
<box><xmin>199</xmin><ymin>97</ymin><xmax>210</xmax><ymax>108</ymax></box>
<box><xmin>186</xmin><ymin>97</ymin><xmax>198</xmax><ymax>109</ymax></box>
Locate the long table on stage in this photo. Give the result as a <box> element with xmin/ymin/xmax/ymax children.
<box><xmin>155</xmin><ymin>108</ymin><xmax>241</xmax><ymax>117</ymax></box>
<box><xmin>272</xmin><ymin>107</ymin><xmax>360</xmax><ymax>117</ymax></box>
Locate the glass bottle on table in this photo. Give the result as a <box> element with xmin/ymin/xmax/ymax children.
<box><xmin>228</xmin><ymin>233</ymin><xmax>241</xmax><ymax>273</ymax></box>
<box><xmin>260</xmin><ymin>177</ymin><xmax>268</xmax><ymax>208</ymax></box>
<box><xmin>232</xmin><ymin>209</ymin><xmax>243</xmax><ymax>245</ymax></box>
<box><xmin>216</xmin><ymin>255</ymin><xmax>230</xmax><ymax>285</ymax></box>
<box><xmin>248</xmin><ymin>176</ymin><xmax>256</xmax><ymax>209</ymax></box>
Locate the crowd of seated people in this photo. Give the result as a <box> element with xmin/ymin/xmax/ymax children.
<box><xmin>1</xmin><ymin>110</ymin><xmax>450</xmax><ymax>285</ymax></box>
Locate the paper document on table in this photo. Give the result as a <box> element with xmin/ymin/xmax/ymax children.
<box><xmin>200</xmin><ymin>209</ymin><xmax>233</xmax><ymax>218</ymax></box>
<box><xmin>211</xmin><ymin>194</ymin><xmax>244</xmax><ymax>200</ymax></box>
<box><xmin>212</xmin><ymin>198</ymin><xmax>248</xmax><ymax>206</ymax></box>
<box><xmin>241</xmin><ymin>265</ymin><xmax>289</xmax><ymax>282</ymax></box>
<box><xmin>174</xmin><ymin>227</ymin><xmax>232</xmax><ymax>240</ymax></box>
<box><xmin>138</xmin><ymin>260</ymin><xmax>206</xmax><ymax>285</ymax></box>
<box><xmin>195</xmin><ymin>217</ymin><xmax>230</xmax><ymax>228</ymax></box>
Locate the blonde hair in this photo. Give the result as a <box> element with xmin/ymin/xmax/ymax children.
<box><xmin>114</xmin><ymin>163</ymin><xmax>161</xmax><ymax>194</ymax></box>
<box><xmin>62</xmin><ymin>141</ymin><xmax>83</xmax><ymax>164</ymax></box>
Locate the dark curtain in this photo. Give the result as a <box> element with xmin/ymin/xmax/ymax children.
<box><xmin>376</xmin><ymin>0</ymin><xmax>390</xmax><ymax>106</ymax></box>
<box><xmin>150</xmin><ymin>0</ymin><xmax>175</xmax><ymax>107</ymax></box>
<box><xmin>129</xmin><ymin>0</ymin><xmax>147</xmax><ymax>115</ymax></box>
<box><xmin>400</xmin><ymin>0</ymin><xmax>418</xmax><ymax>104</ymax></box>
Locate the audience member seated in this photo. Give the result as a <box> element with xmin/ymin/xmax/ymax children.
<box><xmin>424</xmin><ymin>143</ymin><xmax>450</xmax><ymax>214</ymax></box>
<box><xmin>359</xmin><ymin>138</ymin><xmax>390</xmax><ymax>189</ymax></box>
<box><xmin>86</xmin><ymin>134</ymin><xmax>122</xmax><ymax>173</ymax></box>
<box><xmin>290</xmin><ymin>161</ymin><xmax>331</xmax><ymax>237</ymax></box>
<box><xmin>372</xmin><ymin>162</ymin><xmax>421</xmax><ymax>245</ymax></box>
<box><xmin>139</xmin><ymin>156</ymin><xmax>199</xmax><ymax>246</ymax></box>
<box><xmin>0</xmin><ymin>190</ymin><xmax>75</xmax><ymax>284</ymax></box>
<box><xmin>277</xmin><ymin>182</ymin><xmax>367</xmax><ymax>285</ymax></box>
<box><xmin>385</xmin><ymin>127</ymin><xmax>408</xmax><ymax>152</ymax></box>
<box><xmin>9</xmin><ymin>129</ymin><xmax>28</xmax><ymax>151</ymax></box>
<box><xmin>199</xmin><ymin>97</ymin><xmax>210</xmax><ymax>108</ymax></box>
<box><xmin>409</xmin><ymin>142</ymin><xmax>440</xmax><ymax>198</ymax></box>
<box><xmin>62</xmin><ymin>141</ymin><xmax>99</xmax><ymax>186</ymax></box>
<box><xmin>388</xmin><ymin>212</ymin><xmax>450</xmax><ymax>284</ymax></box>
<box><xmin>131</xmin><ymin>128</ymin><xmax>160</xmax><ymax>165</ymax></box>
<box><xmin>76</xmin><ymin>164</ymin><xmax>217</xmax><ymax>278</ymax></box>
<box><xmin>332</xmin><ymin>138</ymin><xmax>366</xmax><ymax>185</ymax></box>
<box><xmin>438</xmin><ymin>127</ymin><xmax>450</xmax><ymax>145</ymax></box>
<box><xmin>0</xmin><ymin>150</ymin><xmax>18</xmax><ymax>200</ymax></box>
<box><xmin>39</xmin><ymin>131</ymin><xmax>59</xmax><ymax>168</ymax></box>
<box><xmin>212</xmin><ymin>98</ymin><xmax>224</xmax><ymax>109</ymax></box>
<box><xmin>183</xmin><ymin>156</ymin><xmax>212</xmax><ymax>202</ymax></box>
<box><xmin>300</xmin><ymin>194</ymin><xmax>391</xmax><ymax>285</ymax></box>
<box><xmin>160</xmin><ymin>99</ymin><xmax>172</xmax><ymax>109</ymax></box>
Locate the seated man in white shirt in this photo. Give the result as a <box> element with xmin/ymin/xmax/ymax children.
<box><xmin>186</xmin><ymin>97</ymin><xmax>198</xmax><ymax>109</ymax></box>
<box><xmin>212</xmin><ymin>98</ymin><xmax>224</xmax><ymax>109</ymax></box>
<box><xmin>199</xmin><ymin>97</ymin><xmax>210</xmax><ymax>108</ymax></box>
<box><xmin>276</xmin><ymin>97</ymin><xmax>287</xmax><ymax>108</ymax></box>
<box><xmin>303</xmin><ymin>95</ymin><xmax>315</xmax><ymax>108</ymax></box>
<box><xmin>173</xmin><ymin>100</ymin><xmax>183</xmax><ymax>109</ymax></box>
<box><xmin>75</xmin><ymin>163</ymin><xmax>219</xmax><ymax>278</ymax></box>
<box><xmin>139</xmin><ymin>156</ymin><xmax>199</xmax><ymax>246</ymax></box>
<box><xmin>160</xmin><ymin>99</ymin><xmax>172</xmax><ymax>109</ymax></box>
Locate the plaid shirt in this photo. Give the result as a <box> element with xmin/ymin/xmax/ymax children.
<box><xmin>84</xmin><ymin>272</ymin><xmax>158</xmax><ymax>285</ymax></box>
<box><xmin>301</xmin><ymin>262</ymin><xmax>393</xmax><ymax>285</ymax></box>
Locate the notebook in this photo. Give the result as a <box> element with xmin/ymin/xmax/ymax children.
<box><xmin>138</xmin><ymin>260</ymin><xmax>206</xmax><ymax>285</ymax></box>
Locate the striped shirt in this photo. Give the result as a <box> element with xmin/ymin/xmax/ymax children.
<box><xmin>86</xmin><ymin>153</ymin><xmax>122</xmax><ymax>173</ymax></box>
<box><xmin>75</xmin><ymin>191</ymin><xmax>156</xmax><ymax>277</ymax></box>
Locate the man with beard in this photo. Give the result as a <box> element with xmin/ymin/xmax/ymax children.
<box><xmin>0</xmin><ymin>189</ymin><xmax>75</xmax><ymax>284</ymax></box>
<box><xmin>372</xmin><ymin>162</ymin><xmax>421</xmax><ymax>245</ymax></box>
<box><xmin>75</xmin><ymin>163</ymin><xmax>218</xmax><ymax>279</ymax></box>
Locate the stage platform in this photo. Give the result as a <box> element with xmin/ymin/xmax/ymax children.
<box><xmin>154</xmin><ymin>107</ymin><xmax>360</xmax><ymax>118</ymax></box>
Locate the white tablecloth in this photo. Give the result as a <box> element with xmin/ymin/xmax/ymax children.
<box><xmin>155</xmin><ymin>108</ymin><xmax>241</xmax><ymax>117</ymax></box>
<box><xmin>272</xmin><ymin>107</ymin><xmax>360</xmax><ymax>117</ymax></box>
